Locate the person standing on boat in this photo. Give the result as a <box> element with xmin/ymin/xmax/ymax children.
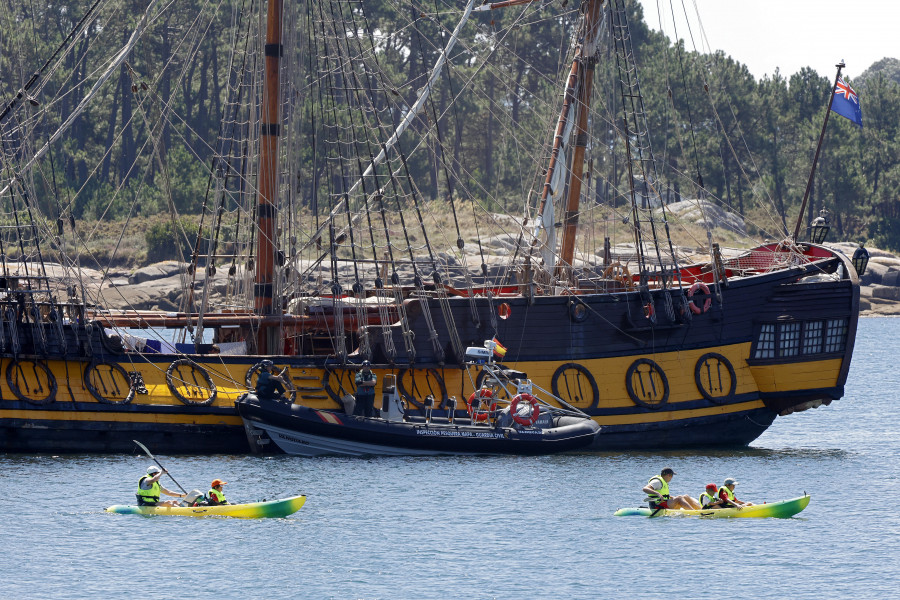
<box><xmin>207</xmin><ymin>479</ymin><xmax>228</xmax><ymax>505</ymax></box>
<box><xmin>256</xmin><ymin>360</ymin><xmax>287</xmax><ymax>402</ymax></box>
<box><xmin>699</xmin><ymin>483</ymin><xmax>726</xmax><ymax>509</ymax></box>
<box><xmin>136</xmin><ymin>466</ymin><xmax>185</xmax><ymax>507</ymax></box>
<box><xmin>642</xmin><ymin>467</ymin><xmax>701</xmax><ymax>510</ymax></box>
<box><xmin>718</xmin><ymin>477</ymin><xmax>753</xmax><ymax>508</ymax></box>
<box><xmin>354</xmin><ymin>361</ymin><xmax>377</xmax><ymax>418</ymax></box>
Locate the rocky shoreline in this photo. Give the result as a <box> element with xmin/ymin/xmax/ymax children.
<box><xmin>12</xmin><ymin>240</ymin><xmax>899</xmax><ymax>317</ymax></box>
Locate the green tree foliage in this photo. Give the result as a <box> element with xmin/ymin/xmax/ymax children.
<box><xmin>3</xmin><ymin>0</ymin><xmax>900</xmax><ymax>250</ymax></box>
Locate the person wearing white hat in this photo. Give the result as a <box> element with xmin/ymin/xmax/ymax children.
<box><xmin>136</xmin><ymin>465</ymin><xmax>185</xmax><ymax>507</ymax></box>
<box><xmin>718</xmin><ymin>477</ymin><xmax>754</xmax><ymax>509</ymax></box>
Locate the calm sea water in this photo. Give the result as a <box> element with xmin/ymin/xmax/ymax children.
<box><xmin>2</xmin><ymin>318</ymin><xmax>899</xmax><ymax>599</ymax></box>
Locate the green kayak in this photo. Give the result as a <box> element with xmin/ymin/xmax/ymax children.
<box><xmin>106</xmin><ymin>495</ymin><xmax>306</xmax><ymax>518</ymax></box>
<box><xmin>614</xmin><ymin>494</ymin><xmax>810</xmax><ymax>518</ymax></box>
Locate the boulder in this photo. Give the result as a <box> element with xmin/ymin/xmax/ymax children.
<box><xmin>861</xmin><ymin>261</ymin><xmax>889</xmax><ymax>285</ymax></box>
<box><xmin>871</xmin><ymin>285</ymin><xmax>900</xmax><ymax>300</ymax></box>
<box><xmin>657</xmin><ymin>199</ymin><xmax>747</xmax><ymax>235</ymax></box>
<box><xmin>129</xmin><ymin>261</ymin><xmax>184</xmax><ymax>284</ymax></box>
<box><xmin>880</xmin><ymin>270</ymin><xmax>900</xmax><ymax>287</ymax></box>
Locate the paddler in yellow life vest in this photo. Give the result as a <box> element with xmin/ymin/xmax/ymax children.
<box><xmin>718</xmin><ymin>477</ymin><xmax>754</xmax><ymax>509</ymax></box>
<box><xmin>207</xmin><ymin>479</ymin><xmax>228</xmax><ymax>505</ymax></box>
<box><xmin>136</xmin><ymin>466</ymin><xmax>185</xmax><ymax>507</ymax></box>
<box><xmin>642</xmin><ymin>467</ymin><xmax>702</xmax><ymax>510</ymax></box>
<box><xmin>699</xmin><ymin>483</ymin><xmax>726</xmax><ymax>509</ymax></box>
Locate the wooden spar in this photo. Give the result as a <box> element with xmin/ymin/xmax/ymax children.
<box><xmin>473</xmin><ymin>0</ymin><xmax>542</xmax><ymax>11</ymax></box>
<box><xmin>792</xmin><ymin>61</ymin><xmax>844</xmax><ymax>241</ymax></box>
<box><xmin>254</xmin><ymin>0</ymin><xmax>284</xmax><ymax>352</ymax></box>
<box><xmin>557</xmin><ymin>0</ymin><xmax>604</xmax><ymax>277</ymax></box>
<box><xmin>536</xmin><ymin>60</ymin><xmax>580</xmax><ymax>237</ymax></box>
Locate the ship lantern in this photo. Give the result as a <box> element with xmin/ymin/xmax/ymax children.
<box><xmin>852</xmin><ymin>243</ymin><xmax>870</xmax><ymax>277</ymax></box>
<box><xmin>810</xmin><ymin>209</ymin><xmax>830</xmax><ymax>244</ymax></box>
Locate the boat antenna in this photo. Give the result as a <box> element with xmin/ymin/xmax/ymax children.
<box><xmin>792</xmin><ymin>60</ymin><xmax>845</xmax><ymax>242</ymax></box>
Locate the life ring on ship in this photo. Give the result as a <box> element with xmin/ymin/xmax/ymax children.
<box><xmin>6</xmin><ymin>359</ymin><xmax>57</xmax><ymax>405</ymax></box>
<box><xmin>687</xmin><ymin>281</ymin><xmax>712</xmax><ymax>314</ymax></box>
<box><xmin>509</xmin><ymin>393</ymin><xmax>541</xmax><ymax>426</ymax></box>
<box><xmin>83</xmin><ymin>360</ymin><xmax>136</xmax><ymax>405</ymax></box>
<box><xmin>467</xmin><ymin>388</ymin><xmax>496</xmax><ymax>422</ymax></box>
<box><xmin>165</xmin><ymin>359</ymin><xmax>217</xmax><ymax>406</ymax></box>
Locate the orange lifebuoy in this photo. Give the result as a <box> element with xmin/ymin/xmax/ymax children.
<box><xmin>687</xmin><ymin>282</ymin><xmax>712</xmax><ymax>314</ymax></box>
<box><xmin>509</xmin><ymin>393</ymin><xmax>541</xmax><ymax>426</ymax></box>
<box><xmin>467</xmin><ymin>388</ymin><xmax>494</xmax><ymax>422</ymax></box>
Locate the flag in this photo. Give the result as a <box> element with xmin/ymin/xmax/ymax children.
<box><xmin>831</xmin><ymin>76</ymin><xmax>862</xmax><ymax>127</ymax></box>
<box><xmin>492</xmin><ymin>337</ymin><xmax>507</xmax><ymax>359</ymax></box>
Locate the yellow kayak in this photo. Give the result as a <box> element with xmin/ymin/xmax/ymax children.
<box><xmin>106</xmin><ymin>495</ymin><xmax>306</xmax><ymax>518</ymax></box>
<box><xmin>614</xmin><ymin>495</ymin><xmax>810</xmax><ymax>518</ymax></box>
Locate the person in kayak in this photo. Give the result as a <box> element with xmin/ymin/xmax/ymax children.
<box><xmin>699</xmin><ymin>483</ymin><xmax>727</xmax><ymax>509</ymax></box>
<box><xmin>207</xmin><ymin>479</ymin><xmax>228</xmax><ymax>505</ymax></box>
<box><xmin>136</xmin><ymin>466</ymin><xmax>185</xmax><ymax>507</ymax></box>
<box><xmin>354</xmin><ymin>360</ymin><xmax>377</xmax><ymax>418</ymax></box>
<box><xmin>718</xmin><ymin>477</ymin><xmax>754</xmax><ymax>508</ymax></box>
<box><xmin>256</xmin><ymin>360</ymin><xmax>287</xmax><ymax>401</ymax></box>
<box><xmin>642</xmin><ymin>467</ymin><xmax>701</xmax><ymax>510</ymax></box>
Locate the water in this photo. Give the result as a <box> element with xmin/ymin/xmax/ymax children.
<box><xmin>2</xmin><ymin>318</ymin><xmax>899</xmax><ymax>599</ymax></box>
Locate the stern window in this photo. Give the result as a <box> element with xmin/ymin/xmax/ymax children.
<box><xmin>755</xmin><ymin>323</ymin><xmax>776</xmax><ymax>359</ymax></box>
<box><xmin>825</xmin><ymin>318</ymin><xmax>848</xmax><ymax>353</ymax></box>
<box><xmin>803</xmin><ymin>321</ymin><xmax>824</xmax><ymax>354</ymax></box>
<box><xmin>779</xmin><ymin>322</ymin><xmax>801</xmax><ymax>357</ymax></box>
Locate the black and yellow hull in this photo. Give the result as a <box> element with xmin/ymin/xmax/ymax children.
<box><xmin>0</xmin><ymin>247</ymin><xmax>859</xmax><ymax>453</ymax></box>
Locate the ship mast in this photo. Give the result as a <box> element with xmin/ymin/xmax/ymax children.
<box><xmin>253</xmin><ymin>0</ymin><xmax>284</xmax><ymax>354</ymax></box>
<box><xmin>556</xmin><ymin>0</ymin><xmax>604</xmax><ymax>278</ymax></box>
<box><xmin>532</xmin><ymin>0</ymin><xmax>605</xmax><ymax>281</ymax></box>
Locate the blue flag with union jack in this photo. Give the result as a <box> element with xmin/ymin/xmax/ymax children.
<box><xmin>831</xmin><ymin>76</ymin><xmax>862</xmax><ymax>127</ymax></box>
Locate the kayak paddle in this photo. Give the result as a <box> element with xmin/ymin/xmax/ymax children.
<box><xmin>133</xmin><ymin>439</ymin><xmax>188</xmax><ymax>495</ymax></box>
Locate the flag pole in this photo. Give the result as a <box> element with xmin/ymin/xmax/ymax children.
<box><xmin>792</xmin><ymin>61</ymin><xmax>845</xmax><ymax>242</ymax></box>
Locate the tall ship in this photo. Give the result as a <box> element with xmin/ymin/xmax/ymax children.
<box><xmin>0</xmin><ymin>0</ymin><xmax>864</xmax><ymax>453</ymax></box>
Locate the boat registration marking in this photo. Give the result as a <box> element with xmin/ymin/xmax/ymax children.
<box><xmin>415</xmin><ymin>429</ymin><xmax>503</xmax><ymax>439</ymax></box>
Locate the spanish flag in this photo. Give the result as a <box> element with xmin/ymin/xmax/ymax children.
<box><xmin>492</xmin><ymin>337</ymin><xmax>507</xmax><ymax>359</ymax></box>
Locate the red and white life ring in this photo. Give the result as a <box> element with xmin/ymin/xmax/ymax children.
<box><xmin>467</xmin><ymin>388</ymin><xmax>494</xmax><ymax>422</ymax></box>
<box><xmin>687</xmin><ymin>281</ymin><xmax>712</xmax><ymax>315</ymax></box>
<box><xmin>509</xmin><ymin>393</ymin><xmax>541</xmax><ymax>426</ymax></box>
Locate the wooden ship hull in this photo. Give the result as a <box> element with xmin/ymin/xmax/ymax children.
<box><xmin>0</xmin><ymin>243</ymin><xmax>859</xmax><ymax>453</ymax></box>
<box><xmin>0</xmin><ymin>0</ymin><xmax>863</xmax><ymax>454</ymax></box>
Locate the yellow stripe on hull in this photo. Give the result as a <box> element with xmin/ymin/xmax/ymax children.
<box><xmin>0</xmin><ymin>342</ymin><xmax>846</xmax><ymax>431</ymax></box>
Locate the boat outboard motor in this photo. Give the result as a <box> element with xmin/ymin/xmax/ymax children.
<box><xmin>424</xmin><ymin>394</ymin><xmax>435</xmax><ymax>423</ymax></box>
<box><xmin>446</xmin><ymin>396</ymin><xmax>457</xmax><ymax>424</ymax></box>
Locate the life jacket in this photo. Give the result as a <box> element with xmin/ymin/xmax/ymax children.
<box><xmin>136</xmin><ymin>476</ymin><xmax>160</xmax><ymax>503</ymax></box>
<box><xmin>718</xmin><ymin>486</ymin><xmax>736</xmax><ymax>503</ymax></box>
<box><xmin>208</xmin><ymin>488</ymin><xmax>227</xmax><ymax>505</ymax></box>
<box><xmin>700</xmin><ymin>491</ymin><xmax>718</xmax><ymax>508</ymax></box>
<box><xmin>355</xmin><ymin>370</ymin><xmax>376</xmax><ymax>394</ymax></box>
<box><xmin>646</xmin><ymin>475</ymin><xmax>670</xmax><ymax>502</ymax></box>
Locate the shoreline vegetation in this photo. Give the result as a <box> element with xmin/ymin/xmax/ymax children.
<box><xmin>13</xmin><ymin>211</ymin><xmax>898</xmax><ymax>317</ymax></box>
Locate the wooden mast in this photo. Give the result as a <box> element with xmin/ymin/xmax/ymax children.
<box><xmin>556</xmin><ymin>0</ymin><xmax>604</xmax><ymax>279</ymax></box>
<box><xmin>254</xmin><ymin>0</ymin><xmax>284</xmax><ymax>353</ymax></box>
